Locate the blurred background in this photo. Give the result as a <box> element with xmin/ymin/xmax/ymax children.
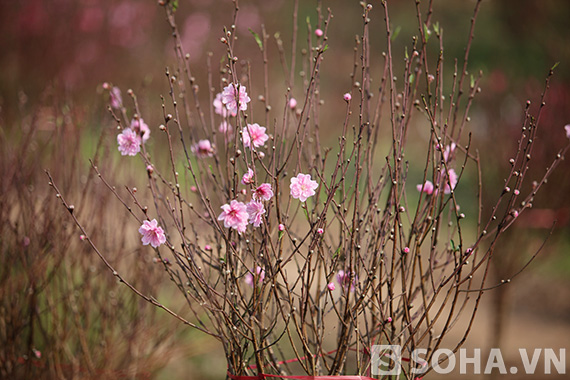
<box><xmin>1</xmin><ymin>0</ymin><xmax>569</xmax><ymax>378</ymax></box>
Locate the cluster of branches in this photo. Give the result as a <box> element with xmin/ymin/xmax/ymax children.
<box><xmin>1</xmin><ymin>93</ymin><xmax>181</xmax><ymax>379</ymax></box>
<box><xmin>49</xmin><ymin>0</ymin><xmax>569</xmax><ymax>378</ymax></box>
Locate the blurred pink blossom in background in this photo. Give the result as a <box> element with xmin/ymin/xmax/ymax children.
<box><xmin>244</xmin><ymin>266</ymin><xmax>265</xmax><ymax>286</ymax></box>
<box><xmin>130</xmin><ymin>118</ymin><xmax>150</xmax><ymax>143</ymax></box>
<box><xmin>191</xmin><ymin>139</ymin><xmax>214</xmax><ymax>157</ymax></box>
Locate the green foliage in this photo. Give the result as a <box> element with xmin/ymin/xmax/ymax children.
<box><xmin>249</xmin><ymin>28</ymin><xmax>263</xmax><ymax>50</ymax></box>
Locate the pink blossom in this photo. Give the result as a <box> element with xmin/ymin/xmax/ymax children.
<box><xmin>290</xmin><ymin>173</ymin><xmax>319</xmax><ymax>202</ymax></box>
<box><xmin>343</xmin><ymin>93</ymin><xmax>352</xmax><ymax>101</ymax></box>
<box><xmin>278</xmin><ymin>223</ymin><xmax>285</xmax><ymax>231</ymax></box>
<box><xmin>443</xmin><ymin>168</ymin><xmax>458</xmax><ymax>194</ymax></box>
<box><xmin>191</xmin><ymin>139</ymin><xmax>214</xmax><ymax>158</ymax></box>
<box><xmin>241</xmin><ymin>168</ymin><xmax>255</xmax><ymax>185</ymax></box>
<box><xmin>139</xmin><ymin>219</ymin><xmax>167</xmax><ymax>248</ymax></box>
<box><xmin>336</xmin><ymin>270</ymin><xmax>357</xmax><ymax>292</ymax></box>
<box><xmin>218</xmin><ymin>200</ymin><xmax>248</xmax><ymax>234</ymax></box>
<box><xmin>246</xmin><ymin>200</ymin><xmax>265</xmax><ymax>227</ymax></box>
<box><xmin>242</xmin><ymin>123</ymin><xmax>269</xmax><ymax>149</ymax></box>
<box><xmin>214</xmin><ymin>92</ymin><xmax>237</xmax><ymax>117</ymax></box>
<box><xmin>130</xmin><ymin>118</ymin><xmax>150</xmax><ymax>143</ymax></box>
<box><xmin>244</xmin><ymin>266</ymin><xmax>265</xmax><ymax>286</ymax></box>
<box><xmin>117</xmin><ymin>128</ymin><xmax>141</xmax><ymax>156</ymax></box>
<box><xmin>219</xmin><ymin>121</ymin><xmax>233</xmax><ymax>141</ymax></box>
<box><xmin>110</xmin><ymin>86</ymin><xmax>122</xmax><ymax>109</ymax></box>
<box><xmin>443</xmin><ymin>143</ymin><xmax>456</xmax><ymax>162</ymax></box>
<box><xmin>337</xmin><ymin>270</ymin><xmax>347</xmax><ymax>285</ymax></box>
<box><xmin>253</xmin><ymin>183</ymin><xmax>273</xmax><ymax>201</ymax></box>
<box><xmin>289</xmin><ymin>98</ymin><xmax>297</xmax><ymax>109</ymax></box>
<box><xmin>565</xmin><ymin>124</ymin><xmax>570</xmax><ymax>139</ymax></box>
<box><xmin>416</xmin><ymin>180</ymin><xmax>434</xmax><ymax>195</ymax></box>
<box><xmin>317</xmin><ymin>228</ymin><xmax>324</xmax><ymax>234</ymax></box>
<box><xmin>315</xmin><ymin>28</ymin><xmax>324</xmax><ymax>37</ymax></box>
<box><xmin>221</xmin><ymin>83</ymin><xmax>251</xmax><ymax>115</ymax></box>
<box><xmin>327</xmin><ymin>282</ymin><xmax>335</xmax><ymax>291</ymax></box>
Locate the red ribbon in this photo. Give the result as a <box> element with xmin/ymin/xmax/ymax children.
<box><xmin>226</xmin><ymin>347</ymin><xmax>424</xmax><ymax>380</ymax></box>
<box><xmin>227</xmin><ymin>374</ymin><xmax>376</xmax><ymax>380</ymax></box>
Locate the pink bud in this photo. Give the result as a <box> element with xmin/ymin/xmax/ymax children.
<box><xmin>80</xmin><ymin>235</ymin><xmax>86</xmax><ymax>241</ymax></box>
<box><xmin>317</xmin><ymin>228</ymin><xmax>324</xmax><ymax>234</ymax></box>
<box><xmin>403</xmin><ymin>247</ymin><xmax>410</xmax><ymax>254</ymax></box>
<box><xmin>387</xmin><ymin>317</ymin><xmax>393</xmax><ymax>323</ymax></box>
<box><xmin>190</xmin><ymin>186</ymin><xmax>197</xmax><ymax>192</ymax></box>
<box><xmin>289</xmin><ymin>98</ymin><xmax>297</xmax><ymax>109</ymax></box>
<box><xmin>315</xmin><ymin>28</ymin><xmax>324</xmax><ymax>37</ymax></box>
<box><xmin>146</xmin><ymin>165</ymin><xmax>154</xmax><ymax>174</ymax></box>
<box><xmin>343</xmin><ymin>93</ymin><xmax>352</xmax><ymax>101</ymax></box>
<box><xmin>204</xmin><ymin>244</ymin><xmax>212</xmax><ymax>251</ymax></box>
<box><xmin>278</xmin><ymin>224</ymin><xmax>285</xmax><ymax>231</ymax></box>
<box><xmin>327</xmin><ymin>282</ymin><xmax>335</xmax><ymax>291</ymax></box>
<box><xmin>427</xmin><ymin>74</ymin><xmax>435</xmax><ymax>83</ymax></box>
<box><xmin>514</xmin><ymin>189</ymin><xmax>520</xmax><ymax>195</ymax></box>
